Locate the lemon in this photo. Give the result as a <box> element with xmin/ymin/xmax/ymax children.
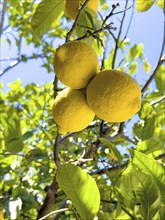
<box><xmin>52</xmin><ymin>88</ymin><xmax>95</xmax><ymax>133</ymax></box>
<box><xmin>0</xmin><ymin>209</ymin><xmax>4</xmax><ymax>220</ymax></box>
<box><xmin>86</xmin><ymin>69</ymin><xmax>141</xmax><ymax>122</ymax></box>
<box><xmin>54</xmin><ymin>41</ymin><xmax>99</xmax><ymax>89</ymax></box>
<box><xmin>65</xmin><ymin>0</ymin><xmax>98</xmax><ymax>19</ymax></box>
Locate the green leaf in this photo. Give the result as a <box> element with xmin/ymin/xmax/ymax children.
<box><xmin>139</xmin><ymin>102</ymin><xmax>156</xmax><ymax>140</ymax></box>
<box><xmin>136</xmin><ymin>0</ymin><xmax>155</xmax><ymax>12</ymax></box>
<box><xmin>128</xmin><ymin>43</ymin><xmax>144</xmax><ymax>62</ymax></box>
<box><xmin>129</xmin><ymin>44</ymin><xmax>138</xmax><ymax>62</ymax></box>
<box><xmin>130</xmin><ymin>168</ymin><xmax>160</xmax><ymax>220</ymax></box>
<box><xmin>2</xmin><ymin>107</ymin><xmax>23</xmax><ymax>153</ymax></box>
<box><xmin>140</xmin><ymin>102</ymin><xmax>156</xmax><ymax>119</ymax></box>
<box><xmin>143</xmin><ymin>60</ymin><xmax>151</xmax><ymax>73</ymax></box>
<box><xmin>116</xmin><ymin>164</ymin><xmax>161</xmax><ymax>219</ymax></box>
<box><xmin>145</xmin><ymin>92</ymin><xmax>164</xmax><ymax>101</ymax></box>
<box><xmin>129</xmin><ymin>61</ymin><xmax>138</xmax><ymax>74</ymax></box>
<box><xmin>56</xmin><ymin>164</ymin><xmax>100</xmax><ymax>219</ymax></box>
<box><xmin>13</xmin><ymin>187</ymin><xmax>38</xmax><ymax>211</ymax></box>
<box><xmin>75</xmin><ymin>7</ymin><xmax>100</xmax><ymax>40</ymax></box>
<box><xmin>142</xmin><ymin>116</ymin><xmax>155</xmax><ymax>140</ymax></box>
<box><xmin>31</xmin><ymin>0</ymin><xmax>64</xmax><ymax>39</ymax></box>
<box><xmin>155</xmin><ymin>65</ymin><xmax>165</xmax><ymax>93</ymax></box>
<box><xmin>132</xmin><ymin>151</ymin><xmax>165</xmax><ymax>202</ymax></box>
<box><xmin>136</xmin><ymin>138</ymin><xmax>163</xmax><ymax>155</ymax></box>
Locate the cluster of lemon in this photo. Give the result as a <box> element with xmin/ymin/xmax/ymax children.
<box><xmin>52</xmin><ymin>40</ymin><xmax>141</xmax><ymax>134</ymax></box>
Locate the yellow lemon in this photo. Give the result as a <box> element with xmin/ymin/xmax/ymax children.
<box><xmin>54</xmin><ymin>41</ymin><xmax>99</xmax><ymax>89</ymax></box>
<box><xmin>65</xmin><ymin>0</ymin><xmax>98</xmax><ymax>19</ymax></box>
<box><xmin>0</xmin><ymin>209</ymin><xmax>4</xmax><ymax>220</ymax></box>
<box><xmin>86</xmin><ymin>69</ymin><xmax>141</xmax><ymax>122</ymax></box>
<box><xmin>52</xmin><ymin>88</ymin><xmax>95</xmax><ymax>133</ymax></box>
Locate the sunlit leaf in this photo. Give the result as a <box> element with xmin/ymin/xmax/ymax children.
<box><xmin>129</xmin><ymin>44</ymin><xmax>138</xmax><ymax>62</ymax></box>
<box><xmin>2</xmin><ymin>107</ymin><xmax>23</xmax><ymax>153</ymax></box>
<box><xmin>56</xmin><ymin>164</ymin><xmax>100</xmax><ymax>219</ymax></box>
<box><xmin>133</xmin><ymin>151</ymin><xmax>165</xmax><ymax>203</ymax></box>
<box><xmin>136</xmin><ymin>0</ymin><xmax>155</xmax><ymax>12</ymax></box>
<box><xmin>129</xmin><ymin>62</ymin><xmax>138</xmax><ymax>74</ymax></box>
<box><xmin>143</xmin><ymin>60</ymin><xmax>151</xmax><ymax>73</ymax></box>
<box><xmin>136</xmin><ymin>138</ymin><xmax>163</xmax><ymax>155</ymax></box>
<box><xmin>156</xmin><ymin>0</ymin><xmax>165</xmax><ymax>9</ymax></box>
<box><xmin>31</xmin><ymin>0</ymin><xmax>64</xmax><ymax>39</ymax></box>
<box><xmin>131</xmin><ymin>167</ymin><xmax>160</xmax><ymax>219</ymax></box>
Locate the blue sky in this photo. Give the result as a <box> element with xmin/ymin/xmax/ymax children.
<box><xmin>1</xmin><ymin>2</ymin><xmax>164</xmax><ymax>91</ymax></box>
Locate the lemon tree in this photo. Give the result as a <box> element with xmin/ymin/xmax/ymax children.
<box><xmin>0</xmin><ymin>1</ymin><xmax>164</xmax><ymax>220</ymax></box>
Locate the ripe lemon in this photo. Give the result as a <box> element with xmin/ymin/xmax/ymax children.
<box><xmin>54</xmin><ymin>41</ymin><xmax>99</xmax><ymax>89</ymax></box>
<box><xmin>65</xmin><ymin>0</ymin><xmax>98</xmax><ymax>19</ymax></box>
<box><xmin>52</xmin><ymin>88</ymin><xmax>95</xmax><ymax>133</ymax></box>
<box><xmin>86</xmin><ymin>69</ymin><xmax>141</xmax><ymax>122</ymax></box>
<box><xmin>0</xmin><ymin>209</ymin><xmax>4</xmax><ymax>220</ymax></box>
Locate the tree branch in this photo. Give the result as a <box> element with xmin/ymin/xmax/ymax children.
<box><xmin>91</xmin><ymin>152</ymin><xmax>164</xmax><ymax>176</ymax></box>
<box><xmin>37</xmin><ymin>175</ymin><xmax>58</xmax><ymax>219</ymax></box>
<box><xmin>141</xmin><ymin>9</ymin><xmax>165</xmax><ymax>94</ymax></box>
<box><xmin>141</xmin><ymin>55</ymin><xmax>165</xmax><ymax>94</ymax></box>
<box><xmin>0</xmin><ymin>54</ymin><xmax>45</xmax><ymax>77</ymax></box>
<box><xmin>54</xmin><ymin>132</ymin><xmax>61</xmax><ymax>167</ymax></box>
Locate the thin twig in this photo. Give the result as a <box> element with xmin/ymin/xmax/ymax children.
<box><xmin>54</xmin><ymin>200</ymin><xmax>67</xmax><ymax>220</ymax></box>
<box><xmin>122</xmin><ymin>205</ymin><xmax>137</xmax><ymax>220</ymax></box>
<box><xmin>54</xmin><ymin>133</ymin><xmax>61</xmax><ymax>167</ymax></box>
<box><xmin>101</xmin><ymin>3</ymin><xmax>120</xmax><ymax>28</ymax></box>
<box><xmin>66</xmin><ymin>0</ymin><xmax>90</xmax><ymax>42</ymax></box>
<box><xmin>75</xmin><ymin>24</ymin><xmax>116</xmax><ymax>42</ymax></box>
<box><xmin>111</xmin><ymin>0</ymin><xmax>129</xmax><ymax>69</ymax></box>
<box><xmin>0</xmin><ymin>54</ymin><xmax>45</xmax><ymax>76</ymax></box>
<box><xmin>38</xmin><ymin>208</ymin><xmax>68</xmax><ymax>220</ymax></box>
<box><xmin>141</xmin><ymin>55</ymin><xmax>165</xmax><ymax>94</ymax></box>
<box><xmin>151</xmin><ymin>95</ymin><xmax>165</xmax><ymax>106</ymax></box>
<box><xmin>53</xmin><ymin>75</ymin><xmax>58</xmax><ymax>99</ymax></box>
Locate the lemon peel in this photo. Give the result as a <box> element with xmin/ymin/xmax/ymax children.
<box><xmin>86</xmin><ymin>69</ymin><xmax>141</xmax><ymax>122</ymax></box>
<box><xmin>54</xmin><ymin>41</ymin><xmax>99</xmax><ymax>89</ymax></box>
<box><xmin>52</xmin><ymin>88</ymin><xmax>95</xmax><ymax>133</ymax></box>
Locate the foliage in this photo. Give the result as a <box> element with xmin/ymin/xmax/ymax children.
<box><xmin>0</xmin><ymin>0</ymin><xmax>165</xmax><ymax>219</ymax></box>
